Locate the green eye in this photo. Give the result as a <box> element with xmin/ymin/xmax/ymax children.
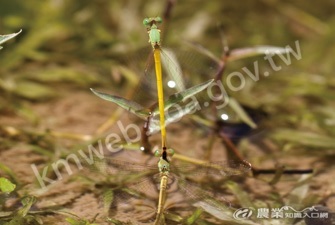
<box><xmin>143</xmin><ymin>18</ymin><xmax>150</xmax><ymax>26</ymax></box>
<box><xmin>154</xmin><ymin>149</ymin><xmax>161</xmax><ymax>157</ymax></box>
<box><xmin>167</xmin><ymin>148</ymin><xmax>174</xmax><ymax>157</ymax></box>
<box><xmin>155</xmin><ymin>17</ymin><xmax>162</xmax><ymax>24</ymax></box>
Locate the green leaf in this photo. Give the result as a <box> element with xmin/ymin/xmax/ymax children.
<box><xmin>90</xmin><ymin>88</ymin><xmax>147</xmax><ymax>119</ymax></box>
<box><xmin>27</xmin><ymin>144</ymin><xmax>54</xmax><ymax>158</ymax></box>
<box><xmin>186</xmin><ymin>42</ymin><xmax>291</xmax><ymax>63</ymax></box>
<box><xmin>0</xmin><ymin>30</ymin><xmax>22</xmax><ymax>49</ymax></box>
<box><xmin>272</xmin><ymin>129</ymin><xmax>335</xmax><ymax>149</ymax></box>
<box><xmin>106</xmin><ymin>217</ymin><xmax>123</xmax><ymax>225</ymax></box>
<box><xmin>102</xmin><ymin>189</ymin><xmax>114</xmax><ymax>216</ymax></box>
<box><xmin>0</xmin><ymin>162</ymin><xmax>18</xmax><ymax>184</ymax></box>
<box><xmin>0</xmin><ymin>177</ymin><xmax>16</xmax><ymax>193</ymax></box>
<box><xmin>228</xmin><ymin>98</ymin><xmax>257</xmax><ymax>129</ymax></box>
<box><xmin>65</xmin><ymin>217</ymin><xmax>96</xmax><ymax>225</ymax></box>
<box><xmin>65</xmin><ymin>218</ymin><xmax>78</xmax><ymax>225</ymax></box>
<box><xmin>286</xmin><ymin>175</ymin><xmax>311</xmax><ymax>207</ymax></box>
<box><xmin>277</xmin><ymin>175</ymin><xmax>316</xmax><ymax>225</ymax></box>
<box><xmin>13</xmin><ymin>103</ymin><xmax>39</xmax><ymax>123</ymax></box>
<box><xmin>226</xmin><ymin>181</ymin><xmax>254</xmax><ymax>208</ymax></box>
<box><xmin>12</xmin><ymin>81</ymin><xmax>56</xmax><ymax>100</ymax></box>
<box><xmin>17</xmin><ymin>196</ymin><xmax>37</xmax><ymax>217</ymax></box>
<box><xmin>185</xmin><ymin>208</ymin><xmax>203</xmax><ymax>225</ymax></box>
<box><xmin>164</xmin><ymin>212</ymin><xmax>183</xmax><ymax>223</ymax></box>
<box><xmin>228</xmin><ymin>46</ymin><xmax>291</xmax><ymax>61</ymax></box>
<box><xmin>193</xmin><ymin>201</ymin><xmax>258</xmax><ymax>225</ymax></box>
<box><xmin>3</xmin><ymin>216</ymin><xmax>27</xmax><ymax>225</ymax></box>
<box><xmin>28</xmin><ymin>67</ymin><xmax>99</xmax><ymax>86</ymax></box>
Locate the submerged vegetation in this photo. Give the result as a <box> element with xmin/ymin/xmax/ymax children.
<box><xmin>0</xmin><ymin>0</ymin><xmax>335</xmax><ymax>225</ymax></box>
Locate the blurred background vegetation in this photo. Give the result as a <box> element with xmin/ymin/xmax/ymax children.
<box><xmin>0</xmin><ymin>0</ymin><xmax>334</xmax><ymax>108</ymax></box>
<box><xmin>1</xmin><ymin>0</ymin><xmax>334</xmax><ymax>154</ymax></box>
<box><xmin>0</xmin><ymin>0</ymin><xmax>334</xmax><ymax>119</ymax></box>
<box><xmin>0</xmin><ymin>0</ymin><xmax>335</xmax><ymax>224</ymax></box>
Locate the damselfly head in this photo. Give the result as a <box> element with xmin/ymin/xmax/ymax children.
<box><xmin>154</xmin><ymin>148</ymin><xmax>175</xmax><ymax>159</ymax></box>
<box><xmin>143</xmin><ymin>17</ymin><xmax>162</xmax><ymax>27</ymax></box>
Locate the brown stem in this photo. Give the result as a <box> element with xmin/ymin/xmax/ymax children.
<box><xmin>252</xmin><ymin>168</ymin><xmax>314</xmax><ymax>176</ymax></box>
<box><xmin>161</xmin><ymin>0</ymin><xmax>177</xmax><ymax>42</ymax></box>
<box><xmin>218</xmin><ymin>130</ymin><xmax>313</xmax><ymax>177</ymax></box>
<box><xmin>163</xmin><ymin>0</ymin><xmax>176</xmax><ymax>21</ymax></box>
<box><xmin>141</xmin><ymin>115</ymin><xmax>152</xmax><ymax>154</ymax></box>
<box><xmin>219</xmin><ymin>130</ymin><xmax>248</xmax><ymax>164</ymax></box>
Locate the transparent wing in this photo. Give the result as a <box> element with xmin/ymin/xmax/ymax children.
<box><xmin>129</xmin><ymin>46</ymin><xmax>219</xmax><ymax>109</ymax></box>
<box><xmin>97</xmin><ymin>171</ymin><xmax>234</xmax><ymax>224</ymax></box>
<box><xmin>102</xmin><ymin>176</ymin><xmax>160</xmax><ymax>224</ymax></box>
<box><xmin>101</xmin><ymin>172</ymin><xmax>238</xmax><ymax>224</ymax></box>
<box><xmin>148</xmin><ymin>100</ymin><xmax>200</xmax><ymax>135</ymax></box>
<box><xmin>82</xmin><ymin>156</ymin><xmax>158</xmax><ymax>176</ymax></box>
<box><xmin>83</xmin><ymin>156</ymin><xmax>250</xmax><ymax>178</ymax></box>
<box><xmin>174</xmin><ymin>174</ymin><xmax>233</xmax><ymax>219</ymax></box>
<box><xmin>150</xmin><ymin>78</ymin><xmax>214</xmax><ymax>116</ymax></box>
<box><xmin>160</xmin><ymin>48</ymin><xmax>186</xmax><ymax>92</ymax></box>
<box><xmin>171</xmin><ymin>160</ymin><xmax>252</xmax><ymax>178</ymax></box>
<box><xmin>84</xmin><ymin>158</ymin><xmax>250</xmax><ymax>224</ymax></box>
<box><xmin>147</xmin><ymin>79</ymin><xmax>214</xmax><ymax>135</ymax></box>
<box><xmin>81</xmin><ymin>156</ymin><xmax>161</xmax><ymax>223</ymax></box>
